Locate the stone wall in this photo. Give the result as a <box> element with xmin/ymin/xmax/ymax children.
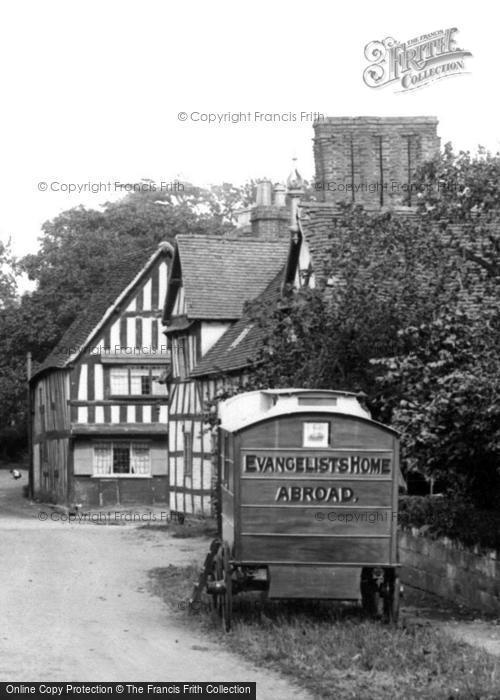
<box><xmin>250</xmin><ymin>205</ymin><xmax>289</xmax><ymax>238</ymax></box>
<box><xmin>400</xmin><ymin>528</ymin><xmax>500</xmax><ymax>614</ymax></box>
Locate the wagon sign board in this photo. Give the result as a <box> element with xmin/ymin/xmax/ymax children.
<box><xmin>244</xmin><ymin>452</ymin><xmax>392</xmax><ymax>503</ymax></box>
<box><xmin>244</xmin><ymin>453</ymin><xmax>392</xmax><ymax>475</ymax></box>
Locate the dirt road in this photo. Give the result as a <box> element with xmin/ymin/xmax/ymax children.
<box><xmin>0</xmin><ymin>469</ymin><xmax>311</xmax><ymax>697</ymax></box>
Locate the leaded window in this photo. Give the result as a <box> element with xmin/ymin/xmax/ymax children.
<box><xmin>108</xmin><ymin>366</ymin><xmax>167</xmax><ymax>396</ymax></box>
<box><xmin>93</xmin><ymin>442</ymin><xmax>151</xmax><ymax>475</ymax></box>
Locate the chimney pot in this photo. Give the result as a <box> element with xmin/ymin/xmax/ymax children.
<box><xmin>256</xmin><ymin>180</ymin><xmax>273</xmax><ymax>206</ymax></box>
<box><xmin>273</xmin><ymin>183</ymin><xmax>287</xmax><ymax>208</ymax></box>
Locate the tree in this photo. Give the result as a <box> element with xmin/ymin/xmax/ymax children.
<box><xmin>415</xmin><ymin>142</ymin><xmax>500</xmax><ymax>223</ymax></box>
<box><xmin>0</xmin><ymin>239</ymin><xmax>27</xmax><ymax>458</ymax></box>
<box><xmin>246</xmin><ymin>204</ymin><xmax>461</xmax><ymax>405</ymax></box>
<box><xmin>0</xmin><ymin>238</ymin><xmax>17</xmax><ymax>308</ymax></box>
<box><xmin>373</xmin><ymin>303</ymin><xmax>500</xmax><ymax>508</ymax></box>
<box><xmin>415</xmin><ymin>143</ymin><xmax>500</xmax><ymax>278</ymax></box>
<box><xmin>240</xmin><ymin>166</ymin><xmax>500</xmax><ymax>507</ymax></box>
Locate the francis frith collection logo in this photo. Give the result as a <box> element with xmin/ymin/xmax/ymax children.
<box><xmin>363</xmin><ymin>28</ymin><xmax>472</xmax><ymax>92</ymax></box>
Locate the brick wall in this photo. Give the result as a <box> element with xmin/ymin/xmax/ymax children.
<box><xmin>313</xmin><ymin>116</ymin><xmax>440</xmax><ymax>208</ymax></box>
<box><xmin>400</xmin><ymin>528</ymin><xmax>500</xmax><ymax>614</ymax></box>
<box><xmin>250</xmin><ymin>205</ymin><xmax>290</xmax><ymax>238</ymax></box>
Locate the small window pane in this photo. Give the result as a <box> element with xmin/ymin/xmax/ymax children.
<box><xmin>113</xmin><ymin>446</ymin><xmax>130</xmax><ymax>474</ymax></box>
<box><xmin>94</xmin><ymin>444</ymin><xmax>112</xmax><ymax>475</ymax></box>
<box><xmin>131</xmin><ymin>443</ymin><xmax>150</xmax><ymax>475</ymax></box>
<box><xmin>130</xmin><ymin>367</ymin><xmax>150</xmax><ymax>394</ymax></box>
<box><xmin>110</xmin><ymin>369</ymin><xmax>128</xmax><ymax>395</ymax></box>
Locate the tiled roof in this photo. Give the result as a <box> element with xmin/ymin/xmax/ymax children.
<box><xmin>294</xmin><ymin>204</ymin><xmax>339</xmax><ymax>287</ymax></box>
<box><xmin>434</xmin><ymin>221</ymin><xmax>500</xmax><ymax>311</ymax></box>
<box><xmin>31</xmin><ymin>244</ymin><xmax>171</xmax><ymax>380</ymax></box>
<box><xmin>295</xmin><ymin>203</ymin><xmax>420</xmax><ymax>286</ymax></box>
<box><xmin>192</xmin><ymin>208</ymin><xmax>500</xmax><ymax>378</ymax></box>
<box><xmin>191</xmin><ymin>269</ymin><xmax>284</xmax><ymax>377</ymax></box>
<box><xmin>174</xmin><ymin>234</ymin><xmax>289</xmax><ymax>320</ymax></box>
<box><xmin>295</xmin><ymin>203</ymin><xmax>498</xmax><ymax>306</ymax></box>
<box><xmin>165</xmin><ymin>317</ymin><xmax>193</xmax><ymax>333</ymax></box>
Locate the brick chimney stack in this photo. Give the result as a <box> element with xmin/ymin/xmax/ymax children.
<box><xmin>249</xmin><ymin>179</ymin><xmax>289</xmax><ymax>238</ymax></box>
<box><xmin>313</xmin><ymin>116</ymin><xmax>440</xmax><ymax>208</ymax></box>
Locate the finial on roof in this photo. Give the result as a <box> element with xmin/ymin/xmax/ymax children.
<box><xmin>157</xmin><ymin>240</ymin><xmax>175</xmax><ymax>255</ymax></box>
<box><xmin>286</xmin><ymin>157</ymin><xmax>304</xmax><ymax>191</ymax></box>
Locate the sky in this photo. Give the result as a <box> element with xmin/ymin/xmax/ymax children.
<box><xmin>0</xmin><ymin>1</ymin><xmax>497</xmax><ymax>276</ymax></box>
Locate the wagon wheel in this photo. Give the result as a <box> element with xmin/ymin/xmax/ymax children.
<box><xmin>220</xmin><ymin>541</ymin><xmax>233</xmax><ymax>632</ymax></box>
<box><xmin>382</xmin><ymin>569</ymin><xmax>400</xmax><ymax>624</ymax></box>
<box><xmin>190</xmin><ymin>538</ymin><xmax>220</xmax><ymax>610</ymax></box>
<box><xmin>207</xmin><ymin>542</ymin><xmax>223</xmax><ymax>616</ymax></box>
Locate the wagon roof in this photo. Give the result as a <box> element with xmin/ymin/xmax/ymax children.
<box><xmin>217</xmin><ymin>388</ymin><xmax>400</xmax><ymax>434</ymax></box>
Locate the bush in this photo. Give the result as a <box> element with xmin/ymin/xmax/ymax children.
<box><xmin>398</xmin><ymin>495</ymin><xmax>500</xmax><ymax>552</ymax></box>
<box><xmin>0</xmin><ymin>424</ymin><xmax>27</xmax><ymax>461</ymax></box>
<box><xmin>376</xmin><ymin>303</ymin><xmax>500</xmax><ymax>510</ymax></box>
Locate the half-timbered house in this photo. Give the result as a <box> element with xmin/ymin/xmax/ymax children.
<box><xmin>30</xmin><ymin>242</ymin><xmax>173</xmax><ymax>507</ymax></box>
<box><xmin>162</xmin><ymin>181</ymin><xmax>297</xmax><ymax>514</ymax></box>
<box><xmin>162</xmin><ymin>116</ymin><xmax>447</xmax><ymax>516</ymax></box>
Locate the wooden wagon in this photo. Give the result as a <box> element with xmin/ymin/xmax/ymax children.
<box><xmin>193</xmin><ymin>389</ymin><xmax>401</xmax><ymax>631</ymax></box>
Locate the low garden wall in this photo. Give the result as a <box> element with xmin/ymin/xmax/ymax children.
<box><xmin>399</xmin><ymin>528</ymin><xmax>500</xmax><ymax>614</ymax></box>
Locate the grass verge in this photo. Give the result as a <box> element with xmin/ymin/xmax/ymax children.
<box><xmin>149</xmin><ymin>564</ymin><xmax>500</xmax><ymax>700</ymax></box>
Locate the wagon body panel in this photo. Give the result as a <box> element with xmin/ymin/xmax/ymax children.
<box><xmin>216</xmin><ymin>391</ymin><xmax>400</xmax><ymax>601</ymax></box>
<box><xmin>268</xmin><ymin>565</ymin><xmax>361</xmax><ymax>599</ymax></box>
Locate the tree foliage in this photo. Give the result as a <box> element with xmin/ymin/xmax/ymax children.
<box><xmin>247</xmin><ymin>204</ymin><xmax>461</xmax><ymax>400</ymax></box>
<box><xmin>373</xmin><ymin>305</ymin><xmax>500</xmax><ymax>508</ymax></box>
<box><xmin>0</xmin><ymin>240</ymin><xmax>27</xmax><ymax>456</ymax></box>
<box><xmin>415</xmin><ymin>142</ymin><xmax>500</xmax><ymax>222</ymax></box>
<box><xmin>0</xmin><ymin>239</ymin><xmax>18</xmax><ymax>308</ymax></box>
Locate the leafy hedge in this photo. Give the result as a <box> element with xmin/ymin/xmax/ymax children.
<box><xmin>398</xmin><ymin>495</ymin><xmax>500</xmax><ymax>552</ymax></box>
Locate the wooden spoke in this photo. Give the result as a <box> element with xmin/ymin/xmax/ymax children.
<box><xmin>383</xmin><ymin>569</ymin><xmax>400</xmax><ymax>624</ymax></box>
<box><xmin>221</xmin><ymin>541</ymin><xmax>233</xmax><ymax>633</ymax></box>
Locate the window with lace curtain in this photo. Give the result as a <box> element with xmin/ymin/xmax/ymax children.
<box><xmin>93</xmin><ymin>442</ymin><xmax>151</xmax><ymax>475</ymax></box>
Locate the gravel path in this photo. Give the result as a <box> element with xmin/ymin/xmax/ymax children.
<box><xmin>0</xmin><ymin>469</ymin><xmax>311</xmax><ymax>698</ymax></box>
